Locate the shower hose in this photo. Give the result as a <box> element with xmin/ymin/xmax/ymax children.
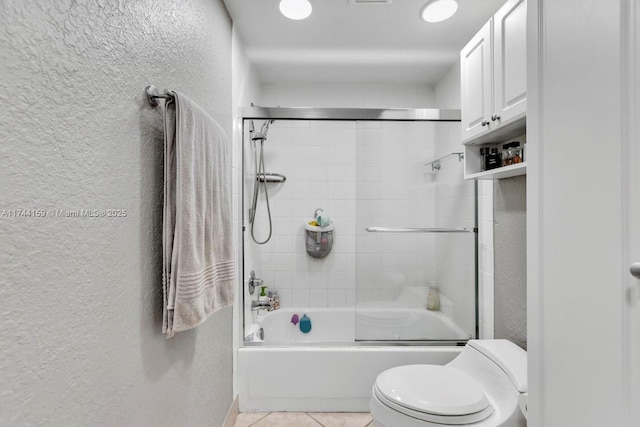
<box><xmin>250</xmin><ymin>136</ymin><xmax>273</xmax><ymax>244</ymax></box>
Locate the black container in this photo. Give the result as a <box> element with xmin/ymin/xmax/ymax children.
<box><xmin>486</xmin><ymin>147</ymin><xmax>502</xmax><ymax>170</ymax></box>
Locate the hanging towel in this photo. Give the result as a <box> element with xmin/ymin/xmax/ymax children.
<box><xmin>162</xmin><ymin>91</ymin><xmax>234</xmax><ymax>338</ymax></box>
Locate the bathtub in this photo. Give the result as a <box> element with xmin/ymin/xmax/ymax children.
<box><xmin>249</xmin><ymin>307</ymin><xmax>470</xmax><ymax>342</ymax></box>
<box><xmin>238</xmin><ymin>307</ymin><xmax>469</xmax><ymax>412</ymax></box>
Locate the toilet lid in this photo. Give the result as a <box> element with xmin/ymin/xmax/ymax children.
<box><xmin>375</xmin><ymin>365</ymin><xmax>492</xmax><ymax>421</ymax></box>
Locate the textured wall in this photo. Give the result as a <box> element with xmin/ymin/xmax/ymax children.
<box><xmin>494</xmin><ymin>176</ymin><xmax>527</xmax><ymax>349</ymax></box>
<box><xmin>260</xmin><ymin>82</ymin><xmax>434</xmax><ymax>108</ymax></box>
<box><xmin>0</xmin><ymin>1</ymin><xmax>233</xmax><ymax>425</ymax></box>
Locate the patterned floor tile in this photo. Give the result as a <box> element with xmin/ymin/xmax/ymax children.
<box><xmin>250</xmin><ymin>412</ymin><xmax>322</xmax><ymax>427</ymax></box>
<box><xmin>307</xmin><ymin>412</ymin><xmax>373</xmax><ymax>427</ymax></box>
<box><xmin>234</xmin><ymin>412</ymin><xmax>270</xmax><ymax>427</ymax></box>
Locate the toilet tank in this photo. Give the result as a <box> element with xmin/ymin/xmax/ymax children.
<box><xmin>466</xmin><ymin>339</ymin><xmax>527</xmax><ymax>393</ymax></box>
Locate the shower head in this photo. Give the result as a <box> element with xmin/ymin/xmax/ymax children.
<box><xmin>260</xmin><ymin>120</ymin><xmax>274</xmax><ymax>137</ymax></box>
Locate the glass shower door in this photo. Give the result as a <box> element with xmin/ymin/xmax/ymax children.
<box><xmin>354</xmin><ymin>120</ymin><xmax>477</xmax><ymax>342</ymax></box>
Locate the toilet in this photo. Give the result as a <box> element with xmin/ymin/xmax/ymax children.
<box><xmin>370</xmin><ymin>339</ymin><xmax>527</xmax><ymax>427</ymax></box>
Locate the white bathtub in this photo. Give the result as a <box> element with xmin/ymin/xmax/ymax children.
<box><xmin>238</xmin><ymin>307</ymin><xmax>469</xmax><ymax>412</ymax></box>
<box><xmin>250</xmin><ymin>307</ymin><xmax>470</xmax><ymax>342</ymax></box>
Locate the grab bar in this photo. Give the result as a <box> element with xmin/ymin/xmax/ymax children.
<box><xmin>366</xmin><ymin>227</ymin><xmax>475</xmax><ymax>233</ymax></box>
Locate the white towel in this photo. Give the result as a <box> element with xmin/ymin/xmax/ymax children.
<box><xmin>162</xmin><ymin>91</ymin><xmax>234</xmax><ymax>337</ymax></box>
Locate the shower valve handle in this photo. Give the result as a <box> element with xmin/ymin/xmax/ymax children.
<box><xmin>248</xmin><ymin>270</ymin><xmax>263</xmax><ymax>295</ymax></box>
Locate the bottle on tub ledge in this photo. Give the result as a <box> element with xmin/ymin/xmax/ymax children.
<box><xmin>258</xmin><ymin>286</ymin><xmax>268</xmax><ymax>302</ymax></box>
<box><xmin>267</xmin><ymin>289</ymin><xmax>280</xmax><ymax>310</ymax></box>
<box><xmin>426</xmin><ymin>281</ymin><xmax>440</xmax><ymax>311</ymax></box>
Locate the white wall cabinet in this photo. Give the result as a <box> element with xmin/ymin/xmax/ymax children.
<box><xmin>460</xmin><ymin>20</ymin><xmax>493</xmax><ymax>142</ymax></box>
<box><xmin>461</xmin><ymin>0</ymin><xmax>527</xmax><ymax>146</ymax></box>
<box><xmin>493</xmin><ymin>0</ymin><xmax>527</xmax><ymax>126</ymax></box>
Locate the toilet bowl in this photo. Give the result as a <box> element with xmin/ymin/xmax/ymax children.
<box><xmin>370</xmin><ymin>339</ymin><xmax>527</xmax><ymax>427</ymax></box>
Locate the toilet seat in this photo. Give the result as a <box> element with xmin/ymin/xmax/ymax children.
<box><xmin>374</xmin><ymin>365</ymin><xmax>494</xmax><ymax>425</ymax></box>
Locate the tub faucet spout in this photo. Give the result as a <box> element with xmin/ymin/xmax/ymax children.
<box><xmin>251</xmin><ymin>300</ymin><xmax>274</xmax><ymax>311</ymax></box>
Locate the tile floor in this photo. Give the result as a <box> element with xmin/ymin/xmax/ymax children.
<box><xmin>234</xmin><ymin>412</ymin><xmax>378</xmax><ymax>427</ymax></box>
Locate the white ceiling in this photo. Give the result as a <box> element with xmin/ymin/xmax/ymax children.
<box><xmin>222</xmin><ymin>0</ymin><xmax>506</xmax><ymax>85</ymax></box>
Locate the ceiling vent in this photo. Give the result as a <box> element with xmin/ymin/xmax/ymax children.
<box><xmin>349</xmin><ymin>0</ymin><xmax>393</xmax><ymax>5</ymax></box>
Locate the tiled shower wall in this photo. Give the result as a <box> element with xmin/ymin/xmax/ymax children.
<box><xmin>354</xmin><ymin>121</ymin><xmax>437</xmax><ymax>308</ymax></box>
<box><xmin>244</xmin><ymin>121</ymin><xmax>358</xmax><ymax>310</ymax></box>
<box><xmin>244</xmin><ymin>120</ymin><xmax>443</xmax><ymax>309</ymax></box>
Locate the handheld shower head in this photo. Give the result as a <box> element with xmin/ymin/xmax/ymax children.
<box><xmin>260</xmin><ymin>120</ymin><xmax>275</xmax><ymax>137</ymax></box>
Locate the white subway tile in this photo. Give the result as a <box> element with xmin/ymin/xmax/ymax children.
<box><xmin>292</xmin><ymin>288</ymin><xmax>311</xmax><ymax>307</ymax></box>
<box><xmin>274</xmin><ymin>270</ymin><xmax>293</xmax><ymax>289</ymax></box>
<box><xmin>328</xmin><ymin>271</ymin><xmax>347</xmax><ymax>289</ymax></box>
<box><xmin>328</xmin><ymin>289</ymin><xmax>347</xmax><ymax>307</ymax></box>
<box><xmin>309</xmin><ymin>289</ymin><xmax>328</xmax><ymax>307</ymax></box>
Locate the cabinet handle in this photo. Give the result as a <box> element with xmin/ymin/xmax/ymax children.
<box><xmin>631</xmin><ymin>262</ymin><xmax>640</xmax><ymax>279</ymax></box>
<box><xmin>491</xmin><ymin>113</ymin><xmax>501</xmax><ymax>121</ymax></box>
<box><xmin>481</xmin><ymin>120</ymin><xmax>490</xmax><ymax>127</ymax></box>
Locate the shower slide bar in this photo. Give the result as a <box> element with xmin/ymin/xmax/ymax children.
<box><xmin>425</xmin><ymin>152</ymin><xmax>464</xmax><ymax>171</ymax></box>
<box><xmin>366</xmin><ymin>227</ymin><xmax>475</xmax><ymax>233</ymax></box>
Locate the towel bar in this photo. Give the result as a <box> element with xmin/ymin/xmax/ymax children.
<box><xmin>145</xmin><ymin>85</ymin><xmax>174</xmax><ymax>107</ymax></box>
<box><xmin>365</xmin><ymin>227</ymin><xmax>475</xmax><ymax>233</ymax></box>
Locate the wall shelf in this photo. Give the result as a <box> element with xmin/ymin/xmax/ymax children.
<box><xmin>462</xmin><ymin>130</ymin><xmax>527</xmax><ymax>180</ymax></box>
<box><xmin>465</xmin><ymin>162</ymin><xmax>526</xmax><ymax>180</ymax></box>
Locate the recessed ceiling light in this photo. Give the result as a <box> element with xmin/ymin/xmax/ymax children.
<box><xmin>279</xmin><ymin>0</ymin><xmax>313</xmax><ymax>20</ymax></box>
<box><xmin>421</xmin><ymin>0</ymin><xmax>458</xmax><ymax>23</ymax></box>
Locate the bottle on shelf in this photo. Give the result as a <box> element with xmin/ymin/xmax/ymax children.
<box><xmin>486</xmin><ymin>147</ymin><xmax>502</xmax><ymax>170</ymax></box>
<box><xmin>426</xmin><ymin>281</ymin><xmax>440</xmax><ymax>311</ymax></box>
<box><xmin>502</xmin><ymin>141</ymin><xmax>522</xmax><ymax>166</ymax></box>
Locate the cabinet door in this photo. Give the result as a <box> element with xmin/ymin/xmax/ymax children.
<box><xmin>493</xmin><ymin>0</ymin><xmax>527</xmax><ymax>124</ymax></box>
<box><xmin>627</xmin><ymin>3</ymin><xmax>640</xmax><ymax>423</ymax></box>
<box><xmin>461</xmin><ymin>19</ymin><xmax>493</xmax><ymax>142</ymax></box>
